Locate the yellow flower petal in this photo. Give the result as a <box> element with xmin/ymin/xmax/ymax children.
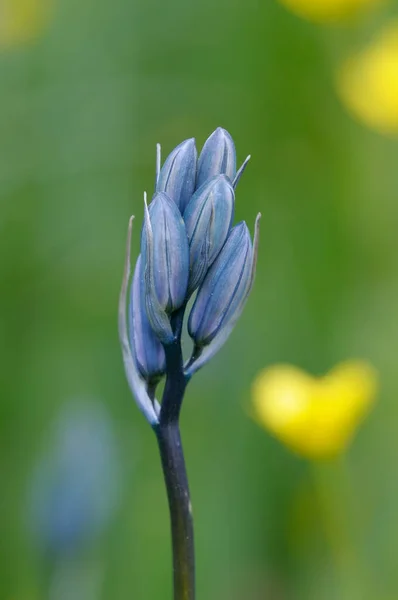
<box><xmin>278</xmin><ymin>0</ymin><xmax>382</xmax><ymax>23</ymax></box>
<box><xmin>251</xmin><ymin>361</ymin><xmax>377</xmax><ymax>459</ymax></box>
<box><xmin>337</xmin><ymin>22</ymin><xmax>398</xmax><ymax>135</ymax></box>
<box><xmin>0</xmin><ymin>0</ymin><xmax>52</xmax><ymax>48</ymax></box>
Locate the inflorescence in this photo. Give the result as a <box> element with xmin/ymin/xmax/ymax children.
<box><xmin>119</xmin><ymin>127</ymin><xmax>261</xmax><ymax>426</ymax></box>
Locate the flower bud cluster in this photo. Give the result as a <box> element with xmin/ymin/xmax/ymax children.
<box><xmin>119</xmin><ymin>128</ymin><xmax>260</xmax><ymax>424</ymax></box>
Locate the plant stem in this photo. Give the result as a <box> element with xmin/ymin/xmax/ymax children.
<box><xmin>156</xmin><ymin>423</ymin><xmax>195</xmax><ymax>600</ymax></box>
<box><xmin>311</xmin><ymin>459</ymin><xmax>365</xmax><ymax>600</ymax></box>
<box><xmin>160</xmin><ymin>338</ymin><xmax>187</xmax><ymax>424</ymax></box>
<box><xmin>155</xmin><ymin>305</ymin><xmax>195</xmax><ymax>600</ymax></box>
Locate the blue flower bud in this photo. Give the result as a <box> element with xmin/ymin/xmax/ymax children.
<box><xmin>184</xmin><ymin>175</ymin><xmax>234</xmax><ymax>295</ymax></box>
<box><xmin>141</xmin><ymin>192</ymin><xmax>189</xmax><ymax>342</ymax></box>
<box><xmin>186</xmin><ymin>214</ymin><xmax>261</xmax><ymax>375</ymax></box>
<box><xmin>196</xmin><ymin>127</ymin><xmax>236</xmax><ymax>189</ymax></box>
<box><xmin>129</xmin><ymin>255</ymin><xmax>166</xmax><ymax>383</ymax></box>
<box><xmin>188</xmin><ymin>221</ymin><xmax>253</xmax><ymax>347</ymax></box>
<box><xmin>156</xmin><ymin>138</ymin><xmax>197</xmax><ymax>214</ymax></box>
<box><xmin>119</xmin><ymin>217</ymin><xmax>160</xmax><ymax>425</ymax></box>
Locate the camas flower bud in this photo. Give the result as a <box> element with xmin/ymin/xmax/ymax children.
<box><xmin>156</xmin><ymin>138</ymin><xmax>197</xmax><ymax>214</ymax></box>
<box><xmin>185</xmin><ymin>214</ymin><xmax>260</xmax><ymax>376</ymax></box>
<box><xmin>184</xmin><ymin>175</ymin><xmax>234</xmax><ymax>295</ymax></box>
<box><xmin>141</xmin><ymin>192</ymin><xmax>189</xmax><ymax>343</ymax></box>
<box><xmin>119</xmin><ymin>217</ymin><xmax>160</xmax><ymax>425</ymax></box>
<box><xmin>188</xmin><ymin>222</ymin><xmax>253</xmax><ymax>347</ymax></box>
<box><xmin>196</xmin><ymin>127</ymin><xmax>236</xmax><ymax>189</ymax></box>
<box><xmin>129</xmin><ymin>255</ymin><xmax>166</xmax><ymax>383</ymax></box>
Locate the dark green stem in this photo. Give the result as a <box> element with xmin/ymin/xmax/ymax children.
<box><xmin>155</xmin><ymin>423</ymin><xmax>195</xmax><ymax>600</ymax></box>
<box><xmin>160</xmin><ymin>308</ymin><xmax>187</xmax><ymax>425</ymax></box>
<box><xmin>155</xmin><ymin>306</ymin><xmax>195</xmax><ymax>600</ymax></box>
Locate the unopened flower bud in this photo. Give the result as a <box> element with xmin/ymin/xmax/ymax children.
<box><xmin>119</xmin><ymin>217</ymin><xmax>160</xmax><ymax>425</ymax></box>
<box><xmin>188</xmin><ymin>222</ymin><xmax>253</xmax><ymax>347</ymax></box>
<box><xmin>129</xmin><ymin>255</ymin><xmax>166</xmax><ymax>383</ymax></box>
<box><xmin>196</xmin><ymin>127</ymin><xmax>236</xmax><ymax>189</ymax></box>
<box><xmin>184</xmin><ymin>175</ymin><xmax>234</xmax><ymax>295</ymax></box>
<box><xmin>156</xmin><ymin>138</ymin><xmax>197</xmax><ymax>214</ymax></box>
<box><xmin>185</xmin><ymin>214</ymin><xmax>260</xmax><ymax>375</ymax></box>
<box><xmin>141</xmin><ymin>192</ymin><xmax>189</xmax><ymax>343</ymax></box>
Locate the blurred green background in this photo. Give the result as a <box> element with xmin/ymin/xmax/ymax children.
<box><xmin>1</xmin><ymin>0</ymin><xmax>398</xmax><ymax>598</ymax></box>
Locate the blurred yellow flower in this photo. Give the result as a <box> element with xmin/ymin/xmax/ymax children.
<box><xmin>251</xmin><ymin>361</ymin><xmax>377</xmax><ymax>459</ymax></box>
<box><xmin>0</xmin><ymin>0</ymin><xmax>52</xmax><ymax>48</ymax></box>
<box><xmin>278</xmin><ymin>0</ymin><xmax>382</xmax><ymax>23</ymax></box>
<box><xmin>337</xmin><ymin>22</ymin><xmax>398</xmax><ymax>135</ymax></box>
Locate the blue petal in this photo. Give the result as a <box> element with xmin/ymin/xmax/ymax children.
<box><xmin>118</xmin><ymin>217</ymin><xmax>160</xmax><ymax>424</ymax></box>
<box><xmin>156</xmin><ymin>138</ymin><xmax>197</xmax><ymax>214</ymax></box>
<box><xmin>184</xmin><ymin>175</ymin><xmax>234</xmax><ymax>295</ymax></box>
<box><xmin>186</xmin><ymin>214</ymin><xmax>261</xmax><ymax>376</ymax></box>
<box><xmin>188</xmin><ymin>222</ymin><xmax>252</xmax><ymax>346</ymax></box>
<box><xmin>142</xmin><ymin>192</ymin><xmax>190</xmax><ymax>313</ymax></box>
<box><xmin>196</xmin><ymin>128</ymin><xmax>236</xmax><ymax>189</ymax></box>
<box><xmin>129</xmin><ymin>255</ymin><xmax>166</xmax><ymax>381</ymax></box>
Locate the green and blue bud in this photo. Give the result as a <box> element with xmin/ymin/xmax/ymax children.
<box><xmin>129</xmin><ymin>255</ymin><xmax>166</xmax><ymax>383</ymax></box>
<box><xmin>196</xmin><ymin>127</ymin><xmax>236</xmax><ymax>189</ymax></box>
<box><xmin>141</xmin><ymin>192</ymin><xmax>190</xmax><ymax>344</ymax></box>
<box><xmin>184</xmin><ymin>175</ymin><xmax>234</xmax><ymax>295</ymax></box>
<box><xmin>119</xmin><ymin>217</ymin><xmax>161</xmax><ymax>426</ymax></box>
<box><xmin>156</xmin><ymin>138</ymin><xmax>197</xmax><ymax>214</ymax></box>
<box><xmin>188</xmin><ymin>221</ymin><xmax>253</xmax><ymax>347</ymax></box>
<box><xmin>186</xmin><ymin>213</ymin><xmax>260</xmax><ymax>375</ymax></box>
<box><xmin>119</xmin><ymin>128</ymin><xmax>260</xmax><ymax>424</ymax></box>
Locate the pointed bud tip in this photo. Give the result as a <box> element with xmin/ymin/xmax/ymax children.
<box><xmin>176</xmin><ymin>137</ymin><xmax>196</xmax><ymax>151</ymax></box>
<box><xmin>210</xmin><ymin>173</ymin><xmax>233</xmax><ymax>191</ymax></box>
<box><xmin>234</xmin><ymin>220</ymin><xmax>250</xmax><ymax>235</ymax></box>
<box><xmin>156</xmin><ymin>138</ymin><xmax>197</xmax><ymax>213</ymax></box>
<box><xmin>151</xmin><ymin>190</ymin><xmax>170</xmax><ymax>202</ymax></box>
<box><xmin>217</xmin><ymin>173</ymin><xmax>230</xmax><ymax>182</ymax></box>
<box><xmin>207</xmin><ymin>127</ymin><xmax>234</xmax><ymax>146</ymax></box>
<box><xmin>197</xmin><ymin>128</ymin><xmax>236</xmax><ymax>188</ymax></box>
<box><xmin>150</xmin><ymin>191</ymin><xmax>182</xmax><ymax>216</ymax></box>
<box><xmin>214</xmin><ymin>126</ymin><xmax>232</xmax><ymax>137</ymax></box>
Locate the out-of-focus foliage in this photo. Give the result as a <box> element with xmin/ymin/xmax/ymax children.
<box><xmin>0</xmin><ymin>0</ymin><xmax>52</xmax><ymax>47</ymax></box>
<box><xmin>337</xmin><ymin>21</ymin><xmax>398</xmax><ymax>135</ymax></box>
<box><xmin>29</xmin><ymin>401</ymin><xmax>120</xmax><ymax>600</ymax></box>
<box><xmin>30</xmin><ymin>401</ymin><xmax>119</xmax><ymax>555</ymax></box>
<box><xmin>251</xmin><ymin>361</ymin><xmax>377</xmax><ymax>459</ymax></box>
<box><xmin>1</xmin><ymin>0</ymin><xmax>398</xmax><ymax>598</ymax></box>
<box><xmin>278</xmin><ymin>0</ymin><xmax>382</xmax><ymax>23</ymax></box>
